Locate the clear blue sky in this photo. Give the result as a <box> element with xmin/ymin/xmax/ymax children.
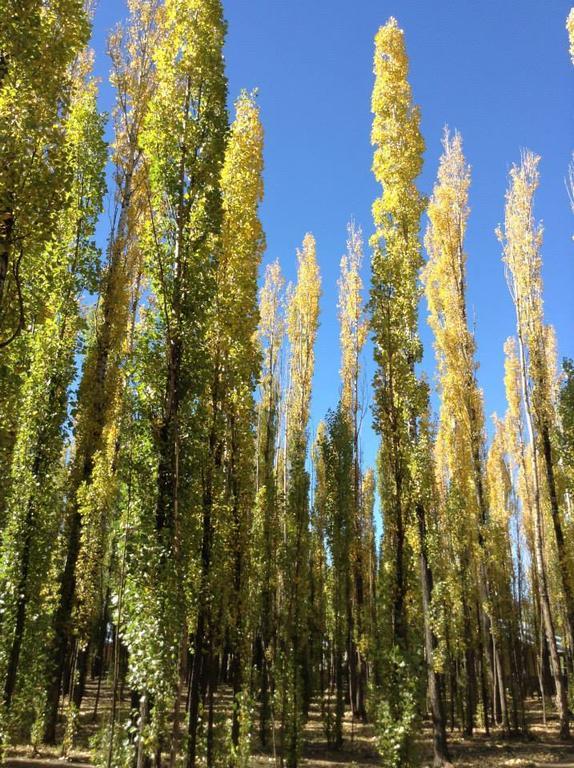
<box><xmin>90</xmin><ymin>1</ymin><xmax>574</xmax><ymax>482</ymax></box>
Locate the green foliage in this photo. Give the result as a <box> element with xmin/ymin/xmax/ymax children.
<box><xmin>0</xmin><ymin>58</ymin><xmax>106</xmax><ymax>743</ymax></box>
<box><xmin>315</xmin><ymin>407</ymin><xmax>354</xmax><ymax>746</ymax></box>
<box><xmin>61</xmin><ymin>702</ymin><xmax>79</xmax><ymax>758</ymax></box>
<box><xmin>91</xmin><ymin>719</ymin><xmax>135</xmax><ymax>768</ymax></box>
<box><xmin>1</xmin><ymin>5</ymin><xmax>570</xmax><ymax>767</ymax></box>
<box><xmin>374</xmin><ymin>647</ymin><xmax>421</xmax><ymax>768</ymax></box>
<box><xmin>227</xmin><ymin>691</ymin><xmax>254</xmax><ymax>768</ymax></box>
<box><xmin>559</xmin><ymin>358</ymin><xmax>574</xmax><ymax>493</ymax></box>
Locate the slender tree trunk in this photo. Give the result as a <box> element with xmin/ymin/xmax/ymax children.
<box><xmin>136</xmin><ymin>694</ymin><xmax>151</xmax><ymax>768</ymax></box>
<box><xmin>494</xmin><ymin>638</ymin><xmax>509</xmax><ymax>734</ymax></box>
<box><xmin>463</xmin><ymin>601</ymin><xmax>476</xmax><ymax>738</ymax></box>
<box><xmin>505</xmin><ymin>627</ymin><xmax>521</xmax><ymax>733</ymax></box>
<box><xmin>334</xmin><ymin>642</ymin><xmax>343</xmax><ymax>750</ymax></box>
<box><xmin>92</xmin><ymin>586</ymin><xmax>110</xmax><ymax>720</ymax></box>
<box><xmin>259</xmin><ymin>397</ymin><xmax>276</xmax><ymax>746</ymax></box>
<box><xmin>260</xmin><ymin>639</ymin><xmax>270</xmax><ymax>748</ymax></box>
<box><xmin>2</xmin><ymin>442</ymin><xmax>41</xmax><ymax>714</ymax></box>
<box><xmin>44</xmin><ymin>510</ymin><xmax>82</xmax><ymax>743</ymax></box>
<box><xmin>169</xmin><ymin>628</ymin><xmax>188</xmax><ymax>768</ymax></box>
<box><xmin>449</xmin><ymin>665</ymin><xmax>455</xmax><ymax>733</ymax></box>
<box><xmin>186</xmin><ymin>367</ymin><xmax>221</xmax><ymax>768</ymax></box>
<box><xmin>416</xmin><ymin>503</ymin><xmax>452</xmax><ymax>767</ymax></box>
<box><xmin>479</xmin><ymin>606</ymin><xmax>493</xmax><ymax>731</ymax></box>
<box><xmin>229</xmin><ymin>413</ymin><xmax>248</xmax><ymax>761</ymax></box>
<box><xmin>186</xmin><ymin>610</ymin><xmax>207</xmax><ymax>768</ymax></box>
<box><xmin>351</xmin><ymin>387</ymin><xmax>367</xmax><ymax>722</ymax></box>
<box><xmin>206</xmin><ymin>645</ymin><xmax>216</xmax><ymax>768</ymax></box>
<box><xmin>230</xmin><ymin>563</ymin><xmax>244</xmax><ymax>755</ymax></box>
<box><xmin>72</xmin><ymin>640</ymin><xmax>90</xmax><ymax>709</ymax></box>
<box><xmin>0</xmin><ymin>209</ymin><xmax>13</xmax><ymax>320</ymax></box>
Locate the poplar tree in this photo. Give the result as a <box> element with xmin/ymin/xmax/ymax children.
<box><xmin>370</xmin><ymin>14</ymin><xmax>425</xmax><ymax>649</ymax></box>
<box><xmin>485</xmin><ymin>416</ymin><xmax>526</xmax><ymax>732</ymax></box>
<box><xmin>43</xmin><ymin>0</ymin><xmax>160</xmax><ymax>740</ymax></box>
<box><xmin>497</xmin><ymin>151</ymin><xmax>570</xmax><ymax>739</ymax></box>
<box><xmin>559</xmin><ymin>359</ymin><xmax>574</xmax><ymax>507</ymax></box>
<box><xmin>369</xmin><ymin>18</ymin><xmax>430</xmax><ymax>766</ymax></box>
<box><xmin>338</xmin><ymin>223</ymin><xmax>369</xmax><ymax>721</ymax></box>
<box><xmin>423</xmin><ymin>130</ymin><xmax>497</xmax><ymax>735</ymax></box>
<box><xmin>412</xmin><ymin>407</ymin><xmax>452</xmax><ymax>767</ymax></box>
<box><xmin>0</xmin><ymin>0</ymin><xmax>90</xmax><ymax>517</ymax></box>
<box><xmin>3</xmin><ymin>5</ymin><xmax>574</xmax><ymax>766</ymax></box>
<box><xmin>316</xmin><ymin>407</ymin><xmax>353</xmax><ymax>748</ymax></box>
<box><xmin>0</xmin><ymin>0</ymin><xmax>90</xmax><ymax>331</ymax></box>
<box><xmin>214</xmin><ymin>90</ymin><xmax>265</xmax><ymax>762</ymax></box>
<box><xmin>280</xmin><ymin>234</ymin><xmax>320</xmax><ymax>768</ymax></box>
<box><xmin>120</xmin><ymin>0</ymin><xmax>228</xmax><ymax>763</ymax></box>
<box><xmin>503</xmin><ymin>337</ymin><xmax>555</xmax><ymax>725</ymax></box>
<box><xmin>360</xmin><ymin>467</ymin><xmax>378</xmax><ymax>673</ymax></box>
<box><xmin>0</xmin><ymin>57</ymin><xmax>106</xmax><ymax>743</ymax></box>
<box><xmin>253</xmin><ymin>259</ymin><xmax>285</xmax><ymax>747</ymax></box>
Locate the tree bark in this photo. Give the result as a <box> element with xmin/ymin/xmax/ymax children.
<box><xmin>0</xmin><ymin>209</ymin><xmax>13</xmax><ymax>320</ymax></box>
<box><xmin>44</xmin><ymin>509</ymin><xmax>82</xmax><ymax>743</ymax></box>
<box><xmin>416</xmin><ymin>502</ymin><xmax>452</xmax><ymax>767</ymax></box>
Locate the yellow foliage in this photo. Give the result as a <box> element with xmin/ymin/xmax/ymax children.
<box><xmin>423</xmin><ymin>130</ymin><xmax>486</xmax><ymax>575</ymax></box>
<box><xmin>287</xmin><ymin>233</ymin><xmax>321</xmax><ymax>439</ymax></box>
<box><xmin>338</xmin><ymin>222</ymin><xmax>367</xmax><ymax>422</ymax></box>
<box><xmin>567</xmin><ymin>8</ymin><xmax>574</xmax><ymax>64</ymax></box>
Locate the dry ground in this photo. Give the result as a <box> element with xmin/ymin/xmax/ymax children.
<box><xmin>4</xmin><ymin>684</ymin><xmax>574</xmax><ymax>768</ymax></box>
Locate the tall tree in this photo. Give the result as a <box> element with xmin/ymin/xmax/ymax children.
<box><xmin>214</xmin><ymin>90</ymin><xmax>265</xmax><ymax>762</ymax></box>
<box><xmin>412</xmin><ymin>408</ymin><xmax>453</xmax><ymax>767</ymax></box>
<box><xmin>43</xmin><ymin>0</ymin><xmax>160</xmax><ymax>740</ymax></box>
<box><xmin>338</xmin><ymin>222</ymin><xmax>369</xmax><ymax>721</ymax></box>
<box><xmin>0</xmin><ymin>0</ymin><xmax>90</xmax><ymax>331</ymax></box>
<box><xmin>423</xmin><ymin>130</ymin><xmax>498</xmax><ymax>736</ymax></box>
<box><xmin>119</xmin><ymin>0</ymin><xmax>228</xmax><ymax>764</ymax></box>
<box><xmin>485</xmin><ymin>415</ymin><xmax>527</xmax><ymax>733</ymax></box>
<box><xmin>497</xmin><ymin>151</ymin><xmax>570</xmax><ymax>739</ymax></box>
<box><xmin>0</xmin><ymin>57</ymin><xmax>106</xmax><ymax>742</ymax></box>
<box><xmin>369</xmin><ymin>17</ymin><xmax>435</xmax><ymax>767</ymax></box>
<box><xmin>0</xmin><ymin>0</ymin><xmax>90</xmax><ymax>519</ymax></box>
<box><xmin>280</xmin><ymin>233</ymin><xmax>320</xmax><ymax>768</ymax></box>
<box><xmin>315</xmin><ymin>406</ymin><xmax>354</xmax><ymax>748</ymax></box>
<box><xmin>370</xmin><ymin>14</ymin><xmax>425</xmax><ymax>655</ymax></box>
<box><xmin>253</xmin><ymin>260</ymin><xmax>286</xmax><ymax>747</ymax></box>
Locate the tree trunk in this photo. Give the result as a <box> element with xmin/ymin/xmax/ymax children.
<box><xmin>0</xmin><ymin>209</ymin><xmax>13</xmax><ymax>321</ymax></box>
<box><xmin>463</xmin><ymin>603</ymin><xmax>476</xmax><ymax>738</ymax></box>
<box><xmin>44</xmin><ymin>510</ymin><xmax>82</xmax><ymax>743</ymax></box>
<box><xmin>416</xmin><ymin>502</ymin><xmax>452</xmax><ymax>767</ymax></box>
<box><xmin>476</xmin><ymin>602</ymin><xmax>490</xmax><ymax>734</ymax></box>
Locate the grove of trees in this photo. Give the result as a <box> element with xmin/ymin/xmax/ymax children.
<box><xmin>1</xmin><ymin>2</ymin><xmax>573</xmax><ymax>768</ymax></box>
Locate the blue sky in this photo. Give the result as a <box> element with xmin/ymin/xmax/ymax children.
<box><xmin>90</xmin><ymin>1</ymin><xmax>574</xmax><ymax>481</ymax></box>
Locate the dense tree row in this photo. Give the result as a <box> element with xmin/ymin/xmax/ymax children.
<box><xmin>1</xmin><ymin>3</ymin><xmax>573</xmax><ymax>768</ymax></box>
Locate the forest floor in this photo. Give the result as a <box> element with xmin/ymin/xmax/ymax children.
<box><xmin>281</xmin><ymin>700</ymin><xmax>574</xmax><ymax>768</ymax></box>
<box><xmin>4</xmin><ymin>682</ymin><xmax>574</xmax><ymax>768</ymax></box>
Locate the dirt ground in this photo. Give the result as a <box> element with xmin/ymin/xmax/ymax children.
<box><xmin>4</xmin><ymin>687</ymin><xmax>574</xmax><ymax>768</ymax></box>
<box><xmin>289</xmin><ymin>701</ymin><xmax>574</xmax><ymax>768</ymax></box>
